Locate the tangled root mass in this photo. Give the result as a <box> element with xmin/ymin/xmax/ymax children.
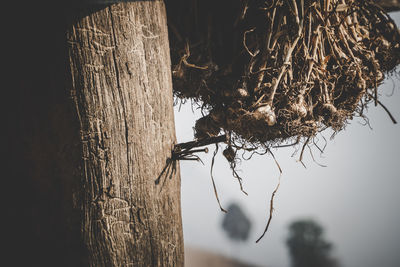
<box><xmin>167</xmin><ymin>0</ymin><xmax>400</xmax><ymax>158</ymax></box>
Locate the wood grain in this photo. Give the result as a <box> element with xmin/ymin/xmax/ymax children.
<box><xmin>4</xmin><ymin>1</ymin><xmax>183</xmax><ymax>266</ymax></box>
<box><xmin>67</xmin><ymin>2</ymin><xmax>184</xmax><ymax>266</ymax></box>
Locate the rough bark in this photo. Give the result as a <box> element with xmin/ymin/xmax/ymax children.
<box><xmin>67</xmin><ymin>2</ymin><xmax>184</xmax><ymax>266</ymax></box>
<box><xmin>4</xmin><ymin>1</ymin><xmax>183</xmax><ymax>266</ymax></box>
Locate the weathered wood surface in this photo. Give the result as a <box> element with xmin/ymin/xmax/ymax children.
<box><xmin>67</xmin><ymin>2</ymin><xmax>184</xmax><ymax>266</ymax></box>
<box><xmin>4</xmin><ymin>1</ymin><xmax>183</xmax><ymax>266</ymax></box>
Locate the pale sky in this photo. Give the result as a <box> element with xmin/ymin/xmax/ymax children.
<box><xmin>174</xmin><ymin>11</ymin><xmax>400</xmax><ymax>267</ymax></box>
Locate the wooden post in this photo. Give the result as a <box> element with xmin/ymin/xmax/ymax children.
<box><xmin>4</xmin><ymin>1</ymin><xmax>184</xmax><ymax>266</ymax></box>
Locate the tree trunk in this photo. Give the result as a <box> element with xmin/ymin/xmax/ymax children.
<box><xmin>4</xmin><ymin>1</ymin><xmax>184</xmax><ymax>266</ymax></box>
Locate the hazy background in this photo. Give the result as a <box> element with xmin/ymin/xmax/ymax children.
<box><xmin>174</xmin><ymin>11</ymin><xmax>400</xmax><ymax>267</ymax></box>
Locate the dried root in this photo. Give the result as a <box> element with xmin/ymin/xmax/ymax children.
<box><xmin>168</xmin><ymin>0</ymin><xmax>400</xmax><ymax>149</ymax></box>
<box><xmin>167</xmin><ymin>0</ymin><xmax>400</xmax><ymax>241</ymax></box>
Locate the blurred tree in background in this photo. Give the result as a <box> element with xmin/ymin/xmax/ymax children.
<box><xmin>286</xmin><ymin>219</ymin><xmax>339</xmax><ymax>267</ymax></box>
<box><xmin>222</xmin><ymin>203</ymin><xmax>252</xmax><ymax>242</ymax></box>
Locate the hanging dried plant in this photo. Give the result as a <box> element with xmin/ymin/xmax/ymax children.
<box><xmin>167</xmin><ymin>0</ymin><xmax>400</xmax><ymax>240</ymax></box>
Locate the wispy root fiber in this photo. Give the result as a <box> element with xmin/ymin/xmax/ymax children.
<box><xmin>168</xmin><ymin>0</ymin><xmax>399</xmax><ymax>151</ymax></box>
<box><xmin>167</xmin><ymin>0</ymin><xmax>400</xmax><ymax>241</ymax></box>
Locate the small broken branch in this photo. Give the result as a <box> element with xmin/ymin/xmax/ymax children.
<box><xmin>174</xmin><ymin>135</ymin><xmax>228</xmax><ymax>152</ymax></box>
